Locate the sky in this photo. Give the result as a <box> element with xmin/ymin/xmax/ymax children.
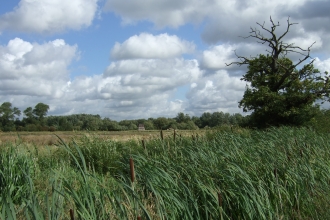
<box><xmin>0</xmin><ymin>0</ymin><xmax>330</xmax><ymax>121</ymax></box>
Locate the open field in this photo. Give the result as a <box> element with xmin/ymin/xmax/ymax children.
<box><xmin>1</xmin><ymin>127</ymin><xmax>330</xmax><ymax>219</ymax></box>
<box><xmin>0</xmin><ymin>129</ymin><xmax>206</xmax><ymax>146</ymax></box>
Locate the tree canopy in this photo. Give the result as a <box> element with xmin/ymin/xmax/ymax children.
<box><xmin>228</xmin><ymin>17</ymin><xmax>330</xmax><ymax>127</ymax></box>
<box><xmin>33</xmin><ymin>103</ymin><xmax>49</xmax><ymax>121</ymax></box>
<box><xmin>0</xmin><ymin>102</ymin><xmax>21</xmax><ymax>131</ymax></box>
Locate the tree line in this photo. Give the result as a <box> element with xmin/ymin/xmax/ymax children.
<box><xmin>1</xmin><ymin>101</ymin><xmax>330</xmax><ymax>132</ymax></box>
<box><xmin>0</xmin><ymin>102</ymin><xmax>249</xmax><ymax>132</ymax></box>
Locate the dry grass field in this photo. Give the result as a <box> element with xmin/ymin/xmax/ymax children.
<box><xmin>0</xmin><ymin>129</ymin><xmax>205</xmax><ymax>147</ymax></box>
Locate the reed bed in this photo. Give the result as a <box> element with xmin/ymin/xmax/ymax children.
<box><xmin>0</xmin><ymin>127</ymin><xmax>330</xmax><ymax>219</ymax></box>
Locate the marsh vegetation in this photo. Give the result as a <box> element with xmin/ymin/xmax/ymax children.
<box><xmin>1</xmin><ymin>127</ymin><xmax>329</xmax><ymax>219</ymax></box>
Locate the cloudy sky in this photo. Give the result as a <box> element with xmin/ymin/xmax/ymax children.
<box><xmin>1</xmin><ymin>0</ymin><xmax>329</xmax><ymax>120</ymax></box>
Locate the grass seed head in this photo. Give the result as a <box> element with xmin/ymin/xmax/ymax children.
<box><xmin>70</xmin><ymin>209</ymin><xmax>75</xmax><ymax>220</ymax></box>
<box><xmin>160</xmin><ymin>130</ymin><xmax>164</xmax><ymax>140</ymax></box>
<box><xmin>218</xmin><ymin>192</ymin><xmax>222</xmax><ymax>207</ymax></box>
<box><xmin>130</xmin><ymin>157</ymin><xmax>135</xmax><ymax>183</ymax></box>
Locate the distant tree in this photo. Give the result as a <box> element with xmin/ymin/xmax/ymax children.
<box><xmin>200</xmin><ymin>112</ymin><xmax>212</xmax><ymax>128</ymax></box>
<box><xmin>103</xmin><ymin>119</ymin><xmax>122</xmax><ymax>131</ymax></box>
<box><xmin>82</xmin><ymin>115</ymin><xmax>102</xmax><ymax>131</ymax></box>
<box><xmin>175</xmin><ymin>112</ymin><xmax>191</xmax><ymax>123</ymax></box>
<box><xmin>177</xmin><ymin>121</ymin><xmax>198</xmax><ymax>130</ymax></box>
<box><xmin>191</xmin><ymin>116</ymin><xmax>202</xmax><ymax>128</ymax></box>
<box><xmin>110</xmin><ymin>122</ymin><xmax>124</xmax><ymax>131</ymax></box>
<box><xmin>0</xmin><ymin>102</ymin><xmax>21</xmax><ymax>131</ymax></box>
<box><xmin>128</xmin><ymin>123</ymin><xmax>138</xmax><ymax>130</ymax></box>
<box><xmin>227</xmin><ymin>17</ymin><xmax>330</xmax><ymax>127</ymax></box>
<box><xmin>210</xmin><ymin>112</ymin><xmax>224</xmax><ymax>127</ymax></box>
<box><xmin>23</xmin><ymin>107</ymin><xmax>37</xmax><ymax>125</ymax></box>
<box><xmin>231</xmin><ymin>113</ymin><xmax>244</xmax><ymax>125</ymax></box>
<box><xmin>308</xmin><ymin>109</ymin><xmax>330</xmax><ymax>133</ymax></box>
<box><xmin>154</xmin><ymin>117</ymin><xmax>170</xmax><ymax>130</ymax></box>
<box><xmin>223</xmin><ymin>113</ymin><xmax>231</xmax><ymax>124</ymax></box>
<box><xmin>59</xmin><ymin>118</ymin><xmax>73</xmax><ymax>131</ymax></box>
<box><xmin>33</xmin><ymin>103</ymin><xmax>49</xmax><ymax>123</ymax></box>
<box><xmin>143</xmin><ymin>120</ymin><xmax>155</xmax><ymax>130</ymax></box>
<box><xmin>24</xmin><ymin>107</ymin><xmax>34</xmax><ymax>119</ymax></box>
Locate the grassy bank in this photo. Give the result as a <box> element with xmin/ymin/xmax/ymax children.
<box><xmin>1</xmin><ymin>127</ymin><xmax>329</xmax><ymax>219</ymax></box>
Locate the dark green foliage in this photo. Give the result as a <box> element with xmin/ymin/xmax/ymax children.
<box><xmin>23</xmin><ymin>107</ymin><xmax>35</xmax><ymax>124</ymax></box>
<box><xmin>68</xmin><ymin>135</ymin><xmax>140</xmax><ymax>174</ymax></box>
<box><xmin>33</xmin><ymin>103</ymin><xmax>49</xmax><ymax>121</ymax></box>
<box><xmin>175</xmin><ymin>112</ymin><xmax>191</xmax><ymax>123</ymax></box>
<box><xmin>229</xmin><ymin>17</ymin><xmax>330</xmax><ymax>128</ymax></box>
<box><xmin>240</xmin><ymin>55</ymin><xmax>326</xmax><ymax>127</ymax></box>
<box><xmin>0</xmin><ymin>146</ymin><xmax>33</xmax><ymax>205</ymax></box>
<box><xmin>306</xmin><ymin>108</ymin><xmax>330</xmax><ymax>133</ymax></box>
<box><xmin>0</xmin><ymin>102</ymin><xmax>21</xmax><ymax>131</ymax></box>
<box><xmin>0</xmin><ymin>101</ymin><xmax>248</xmax><ymax>131</ymax></box>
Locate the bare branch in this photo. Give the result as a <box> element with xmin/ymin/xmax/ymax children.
<box><xmin>226</xmin><ymin>50</ymin><xmax>251</xmax><ymax>66</ymax></box>
<box><xmin>228</xmin><ymin>16</ymin><xmax>315</xmax><ymax>90</ymax></box>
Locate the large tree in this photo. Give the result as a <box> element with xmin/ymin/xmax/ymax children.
<box><xmin>227</xmin><ymin>17</ymin><xmax>330</xmax><ymax>127</ymax></box>
<box><xmin>33</xmin><ymin>103</ymin><xmax>49</xmax><ymax>122</ymax></box>
<box><xmin>23</xmin><ymin>107</ymin><xmax>36</xmax><ymax>124</ymax></box>
<box><xmin>0</xmin><ymin>102</ymin><xmax>21</xmax><ymax>131</ymax></box>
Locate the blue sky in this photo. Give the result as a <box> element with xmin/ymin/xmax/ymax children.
<box><xmin>1</xmin><ymin>0</ymin><xmax>329</xmax><ymax>120</ymax></box>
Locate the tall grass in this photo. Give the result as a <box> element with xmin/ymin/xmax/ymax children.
<box><xmin>0</xmin><ymin>127</ymin><xmax>329</xmax><ymax>219</ymax></box>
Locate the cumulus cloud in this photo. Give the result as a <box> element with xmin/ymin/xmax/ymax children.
<box><xmin>111</xmin><ymin>33</ymin><xmax>195</xmax><ymax>60</ymax></box>
<box><xmin>105</xmin><ymin>58</ymin><xmax>200</xmax><ymax>77</ymax></box>
<box><xmin>314</xmin><ymin>57</ymin><xmax>330</xmax><ymax>73</ymax></box>
<box><xmin>104</xmin><ymin>0</ymin><xmax>213</xmax><ymax>28</ymax></box>
<box><xmin>287</xmin><ymin>29</ymin><xmax>323</xmax><ymax>50</ymax></box>
<box><xmin>94</xmin><ymin>33</ymin><xmax>202</xmax><ymax>117</ymax></box>
<box><xmin>104</xmin><ymin>58</ymin><xmax>201</xmax><ymax>93</ymax></box>
<box><xmin>58</xmin><ymin>33</ymin><xmax>202</xmax><ymax>119</ymax></box>
<box><xmin>104</xmin><ymin>0</ymin><xmax>312</xmax><ymax>44</ymax></box>
<box><xmin>200</xmin><ymin>43</ymin><xmax>266</xmax><ymax>69</ymax></box>
<box><xmin>0</xmin><ymin>34</ymin><xmax>201</xmax><ymax>120</ymax></box>
<box><xmin>66</xmin><ymin>58</ymin><xmax>202</xmax><ymax>117</ymax></box>
<box><xmin>49</xmin><ymin>72</ymin><xmax>189</xmax><ymax>120</ymax></box>
<box><xmin>286</xmin><ymin>0</ymin><xmax>330</xmax><ymax>19</ymax></box>
<box><xmin>200</xmin><ymin>44</ymin><xmax>237</xmax><ymax>70</ymax></box>
<box><xmin>186</xmin><ymin>70</ymin><xmax>246</xmax><ymax>116</ymax></box>
<box><xmin>0</xmin><ymin>38</ymin><xmax>78</xmax><ymax>97</ymax></box>
<box><xmin>0</xmin><ymin>0</ymin><xmax>99</xmax><ymax>34</ymax></box>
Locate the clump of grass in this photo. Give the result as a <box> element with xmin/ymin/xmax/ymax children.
<box><xmin>0</xmin><ymin>146</ymin><xmax>34</xmax><ymax>205</ymax></box>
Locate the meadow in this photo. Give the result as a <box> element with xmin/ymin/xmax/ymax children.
<box><xmin>0</xmin><ymin>127</ymin><xmax>330</xmax><ymax>219</ymax></box>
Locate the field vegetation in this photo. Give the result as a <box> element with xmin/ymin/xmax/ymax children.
<box><xmin>1</xmin><ymin>126</ymin><xmax>330</xmax><ymax>219</ymax></box>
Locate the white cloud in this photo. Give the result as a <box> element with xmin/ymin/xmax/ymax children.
<box><xmin>0</xmin><ymin>34</ymin><xmax>200</xmax><ymax>120</ymax></box>
<box><xmin>67</xmin><ymin>58</ymin><xmax>202</xmax><ymax>102</ymax></box>
<box><xmin>44</xmin><ymin>73</ymin><xmax>189</xmax><ymax>120</ymax></box>
<box><xmin>0</xmin><ymin>38</ymin><xmax>78</xmax><ymax>97</ymax></box>
<box><xmin>0</xmin><ymin>0</ymin><xmax>99</xmax><ymax>34</ymax></box>
<box><xmin>186</xmin><ymin>70</ymin><xmax>246</xmax><ymax>115</ymax></box>
<box><xmin>199</xmin><ymin>42</ymin><xmax>269</xmax><ymax>78</ymax></box>
<box><xmin>105</xmin><ymin>58</ymin><xmax>200</xmax><ymax>77</ymax></box>
<box><xmin>287</xmin><ymin>28</ymin><xmax>323</xmax><ymax>50</ymax></box>
<box><xmin>200</xmin><ymin>44</ymin><xmax>237</xmax><ymax>70</ymax></box>
<box><xmin>104</xmin><ymin>0</ymin><xmax>213</xmax><ymax>28</ymax></box>
<box><xmin>314</xmin><ymin>57</ymin><xmax>330</xmax><ymax>73</ymax></box>
<box><xmin>21</xmin><ymin>54</ymin><xmax>202</xmax><ymax>119</ymax></box>
<box><xmin>104</xmin><ymin>0</ymin><xmax>309</xmax><ymax>42</ymax></box>
<box><xmin>111</xmin><ymin>33</ymin><xmax>195</xmax><ymax>60</ymax></box>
